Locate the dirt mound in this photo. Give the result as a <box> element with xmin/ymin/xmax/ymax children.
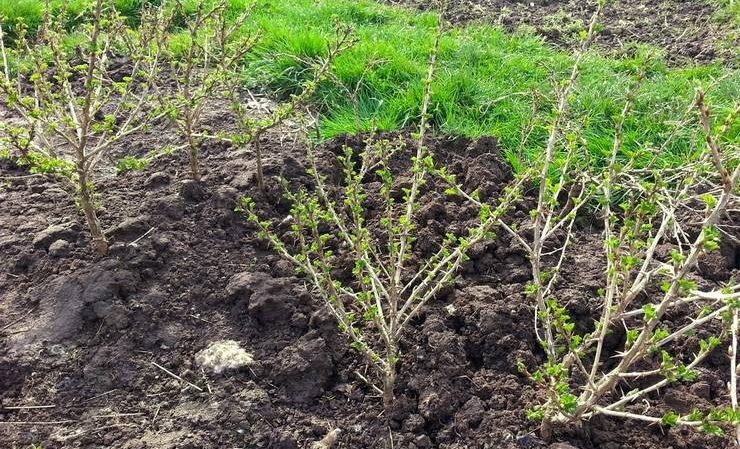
<box><xmin>1</xmin><ymin>127</ymin><xmax>738</xmax><ymax>449</ymax></box>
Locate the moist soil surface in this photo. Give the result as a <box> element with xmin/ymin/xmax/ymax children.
<box><xmin>1</xmin><ymin>108</ymin><xmax>739</xmax><ymax>449</ymax></box>
<box><xmin>384</xmin><ymin>0</ymin><xmax>739</xmax><ymax>65</ymax></box>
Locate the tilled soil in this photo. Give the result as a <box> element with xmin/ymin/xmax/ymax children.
<box><xmin>383</xmin><ymin>0</ymin><xmax>738</xmax><ymax>65</ymax></box>
<box><xmin>1</xmin><ymin>115</ymin><xmax>739</xmax><ymax>449</ymax></box>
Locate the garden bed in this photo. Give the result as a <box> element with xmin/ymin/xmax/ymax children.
<box><xmin>1</xmin><ymin>120</ymin><xmax>737</xmax><ymax>448</ymax></box>
<box><xmin>0</xmin><ymin>0</ymin><xmax>738</xmax><ymax>448</ymax></box>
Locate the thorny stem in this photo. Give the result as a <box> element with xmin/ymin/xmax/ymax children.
<box><xmin>75</xmin><ymin>0</ymin><xmax>108</xmax><ymax>254</ymax></box>
<box><xmin>531</xmin><ymin>0</ymin><xmax>604</xmax><ymax>365</ymax></box>
<box><xmin>694</xmin><ymin>89</ymin><xmax>734</xmax><ymax>189</ymax></box>
<box><xmin>393</xmin><ymin>20</ymin><xmax>441</xmax><ymax>294</ymax></box>
<box><xmin>583</xmin><ymin>328</ymin><xmax>725</xmax><ymax>418</ymax></box>
<box><xmin>588</xmin><ymin>66</ymin><xmax>644</xmax><ymax>385</ymax></box>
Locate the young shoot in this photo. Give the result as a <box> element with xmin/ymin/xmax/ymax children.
<box><xmin>157</xmin><ymin>0</ymin><xmax>256</xmax><ymax>182</ymax></box>
<box><xmin>222</xmin><ymin>23</ymin><xmax>356</xmax><ymax>191</ymax></box>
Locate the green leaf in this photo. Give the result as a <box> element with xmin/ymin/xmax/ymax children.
<box><xmin>661</xmin><ymin>411</ymin><xmax>679</xmax><ymax>427</ymax></box>
<box><xmin>642</xmin><ymin>303</ymin><xmax>657</xmax><ymax>321</ymax></box>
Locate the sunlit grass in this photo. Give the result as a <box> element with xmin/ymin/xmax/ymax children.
<box><xmin>2</xmin><ymin>0</ymin><xmax>738</xmax><ymax>171</ymax></box>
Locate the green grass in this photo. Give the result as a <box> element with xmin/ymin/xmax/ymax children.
<box><xmin>3</xmin><ymin>0</ymin><xmax>738</xmax><ymax>170</ymax></box>
<box><xmin>243</xmin><ymin>0</ymin><xmax>739</xmax><ymax>169</ymax></box>
<box><xmin>0</xmin><ymin>0</ymin><xmax>158</xmax><ymax>38</ymax></box>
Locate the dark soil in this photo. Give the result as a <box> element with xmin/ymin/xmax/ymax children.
<box><xmin>384</xmin><ymin>0</ymin><xmax>739</xmax><ymax>65</ymax></box>
<box><xmin>1</xmin><ymin>108</ymin><xmax>739</xmax><ymax>448</ymax></box>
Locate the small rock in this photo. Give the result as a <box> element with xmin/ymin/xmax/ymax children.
<box><xmin>48</xmin><ymin>239</ymin><xmax>71</xmax><ymax>258</ymax></box>
<box><xmin>146</xmin><ymin>171</ymin><xmax>171</xmax><ymax>187</ymax></box>
<box><xmin>150</xmin><ymin>194</ymin><xmax>185</xmax><ymax>220</ymax></box>
<box><xmin>195</xmin><ymin>340</ymin><xmax>255</xmax><ymax>374</ymax></box>
<box><xmin>179</xmin><ymin>180</ymin><xmax>207</xmax><ymax>202</ymax></box>
<box><xmin>33</xmin><ymin>222</ymin><xmax>80</xmax><ymax>249</ymax></box>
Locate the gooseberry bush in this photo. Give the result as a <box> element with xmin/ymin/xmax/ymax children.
<box><xmin>241</xmin><ymin>23</ymin><xmax>525</xmax><ymax>409</ymax></box>
<box><xmin>156</xmin><ymin>0</ymin><xmax>256</xmax><ymax>181</ymax></box>
<box><xmin>221</xmin><ymin>22</ymin><xmax>356</xmax><ymax>192</ymax></box>
<box><xmin>478</xmin><ymin>1</ymin><xmax>740</xmax><ymax>442</ymax></box>
<box><xmin>519</xmin><ymin>87</ymin><xmax>739</xmax><ymax>441</ymax></box>
<box><xmin>0</xmin><ymin>0</ymin><xmax>166</xmax><ymax>253</ymax></box>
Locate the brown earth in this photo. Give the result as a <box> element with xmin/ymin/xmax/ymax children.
<box><xmin>0</xmin><ymin>105</ymin><xmax>739</xmax><ymax>449</ymax></box>
<box><xmin>383</xmin><ymin>0</ymin><xmax>739</xmax><ymax>65</ymax></box>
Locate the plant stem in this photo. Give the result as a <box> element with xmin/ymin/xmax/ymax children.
<box><xmin>77</xmin><ymin>166</ymin><xmax>108</xmax><ymax>254</ymax></box>
<box><xmin>255</xmin><ymin>134</ymin><xmax>264</xmax><ymax>191</ymax></box>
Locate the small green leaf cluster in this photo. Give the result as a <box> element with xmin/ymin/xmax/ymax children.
<box><xmin>21</xmin><ymin>151</ymin><xmax>76</xmax><ymax>178</ymax></box>
<box><xmin>115</xmin><ymin>155</ymin><xmax>149</xmax><ymax>173</ymax></box>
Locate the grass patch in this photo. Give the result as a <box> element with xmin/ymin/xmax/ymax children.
<box><xmin>3</xmin><ymin>0</ymin><xmax>738</xmax><ymax>170</ymax></box>
<box><xmin>0</xmin><ymin>0</ymin><xmax>159</xmax><ymax>38</ymax></box>
<box><xmin>244</xmin><ymin>0</ymin><xmax>739</xmax><ymax>169</ymax></box>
